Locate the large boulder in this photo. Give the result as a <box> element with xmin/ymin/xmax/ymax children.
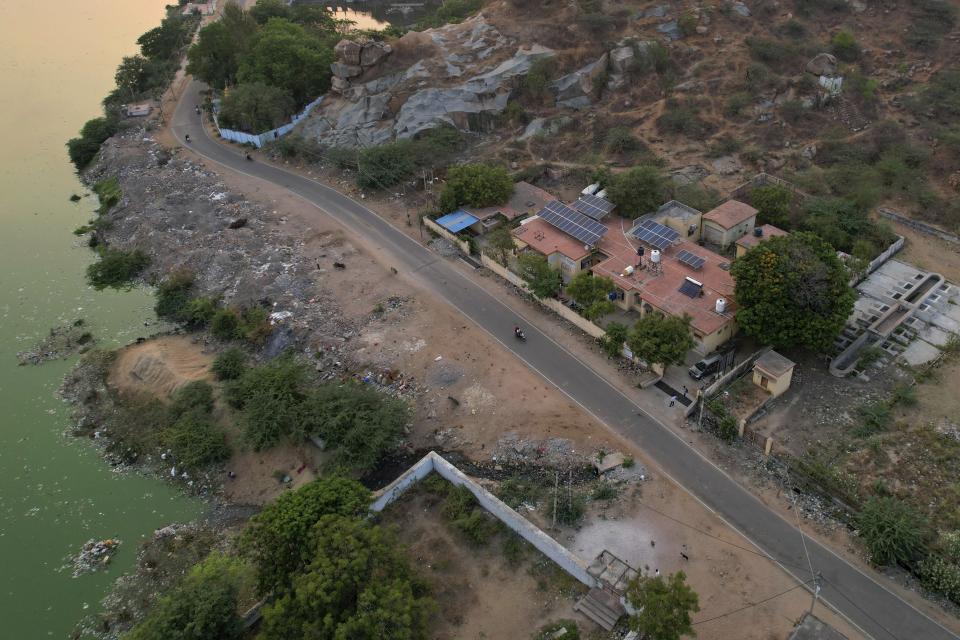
<box><xmin>334</xmin><ymin>39</ymin><xmax>362</xmax><ymax>66</ymax></box>
<box><xmin>331</xmin><ymin>62</ymin><xmax>363</xmax><ymax>79</ymax></box>
<box><xmin>360</xmin><ymin>41</ymin><xmax>392</xmax><ymax>67</ymax></box>
<box><xmin>806</xmin><ymin>53</ymin><xmax>838</xmax><ymax>76</ymax></box>
<box><xmin>550</xmin><ymin>53</ymin><xmax>609</xmax><ymax>109</ymax></box>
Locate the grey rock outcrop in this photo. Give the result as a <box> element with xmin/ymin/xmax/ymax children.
<box><xmin>550</xmin><ymin>53</ymin><xmax>608</xmax><ymax>110</ymax></box>
<box><xmin>335</xmin><ymin>39</ymin><xmax>362</xmax><ymax>66</ymax></box>
<box><xmin>329</xmin><ymin>39</ymin><xmax>394</xmax><ymax>95</ymax></box>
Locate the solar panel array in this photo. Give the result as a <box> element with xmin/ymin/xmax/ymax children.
<box><xmin>573</xmin><ymin>194</ymin><xmax>615</xmax><ymax>220</ymax></box>
<box><xmin>633</xmin><ymin>219</ymin><xmax>680</xmax><ymax>250</ymax></box>
<box><xmin>677</xmin><ymin>249</ymin><xmax>706</xmax><ymax>270</ymax></box>
<box><xmin>679</xmin><ymin>278</ymin><xmax>702</xmax><ymax>298</ymax></box>
<box><xmin>538</xmin><ymin>201</ymin><xmax>608</xmax><ymax>246</ymax></box>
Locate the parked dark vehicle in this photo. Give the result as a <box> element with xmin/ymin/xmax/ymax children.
<box><xmin>688</xmin><ymin>352</ymin><xmax>723</xmax><ymax>380</ymax></box>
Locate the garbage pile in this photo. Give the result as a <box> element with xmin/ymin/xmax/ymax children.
<box><xmin>72</xmin><ymin>538</ymin><xmax>121</xmax><ymax>576</ymax></box>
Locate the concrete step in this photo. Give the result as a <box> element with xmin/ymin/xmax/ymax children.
<box><xmin>574</xmin><ymin>588</ymin><xmax>624</xmax><ymax>631</ymax></box>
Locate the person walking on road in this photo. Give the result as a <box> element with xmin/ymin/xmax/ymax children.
<box><xmin>669</xmin><ymin>395</ymin><xmax>677</xmax><ymax>407</ymax></box>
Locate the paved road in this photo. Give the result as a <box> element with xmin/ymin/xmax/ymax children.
<box><xmin>173</xmin><ymin>82</ymin><xmax>957</xmax><ymax>640</ymax></box>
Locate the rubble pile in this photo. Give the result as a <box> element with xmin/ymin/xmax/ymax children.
<box><xmin>71</xmin><ymin>538</ymin><xmax>120</xmax><ymax>576</ymax></box>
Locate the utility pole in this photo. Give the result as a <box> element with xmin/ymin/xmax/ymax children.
<box><xmin>552</xmin><ymin>471</ymin><xmax>559</xmax><ymax>529</ymax></box>
<box><xmin>809</xmin><ymin>572</ymin><xmax>822</xmax><ymax>615</ymax></box>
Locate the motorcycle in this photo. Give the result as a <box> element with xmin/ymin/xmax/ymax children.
<box><xmin>245</xmin><ymin>154</ymin><xmax>253</xmax><ymax>162</ymax></box>
<box><xmin>514</xmin><ymin>327</ymin><xmax>526</xmax><ymax>342</ymax></box>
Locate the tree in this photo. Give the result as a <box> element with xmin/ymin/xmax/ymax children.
<box><xmin>155</xmin><ymin>270</ymin><xmax>196</xmax><ymax>322</ymax></box>
<box><xmin>187</xmin><ymin>3</ymin><xmax>258</xmax><ymax>90</ymax></box>
<box><xmin>218</xmin><ymin>81</ymin><xmax>295</xmax><ymax>133</ymax></box>
<box><xmin>856</xmin><ymin>496</ymin><xmax>928</xmax><ymax>566</ymax></box>
<box><xmin>300</xmin><ymin>383</ymin><xmax>410</xmax><ymax>472</ymax></box>
<box><xmin>138</xmin><ymin>14</ymin><xmax>196</xmax><ymax>61</ymax></box>
<box><xmin>564</xmin><ymin>271</ymin><xmax>615</xmax><ymax>321</ymax></box>
<box><xmin>516</xmin><ymin>252</ymin><xmax>561</xmax><ymax>299</ymax></box>
<box><xmin>162</xmin><ymin>410</ymin><xmax>231</xmax><ymax>470</ymax></box>
<box><xmin>127</xmin><ymin>553</ymin><xmax>251</xmax><ymax>640</ymax></box>
<box><xmin>212</xmin><ymin>347</ymin><xmax>248</xmax><ymax>381</ymax></box>
<box><xmin>605</xmin><ymin>166</ymin><xmax>667</xmax><ymax>218</ymax></box>
<box><xmin>749</xmin><ymin>185</ymin><xmax>794</xmax><ymax>228</ymax></box>
<box><xmin>257</xmin><ymin>515</ymin><xmax>433</xmax><ymax>640</ymax></box>
<box><xmin>626</xmin><ymin>571</ymin><xmax>700</xmax><ymax>640</ymax></box>
<box><xmin>239</xmin><ymin>476</ymin><xmax>370</xmax><ymax>592</ymax></box>
<box><xmin>627</xmin><ymin>313</ymin><xmax>694</xmax><ymax>369</ymax></box>
<box><xmin>600</xmin><ymin>321</ymin><xmax>628</xmax><ymax>358</ymax></box>
<box><xmin>226</xmin><ymin>355</ymin><xmax>310</xmax><ymax>449</ymax></box>
<box><xmin>831</xmin><ymin>30</ymin><xmax>860</xmax><ymax>62</ymax></box>
<box><xmin>439</xmin><ymin>164</ymin><xmax>514</xmax><ymax>212</ymax></box>
<box><xmin>237</xmin><ymin>18</ymin><xmax>334</xmax><ymax>107</ymax></box>
<box><xmin>485</xmin><ymin>225</ymin><xmax>515</xmax><ymax>265</ymax></box>
<box><xmin>67</xmin><ymin>116</ymin><xmax>119</xmax><ymax>170</ymax></box>
<box><xmin>731</xmin><ymin>232</ymin><xmax>856</xmax><ymax>352</ymax></box>
<box><xmin>358</xmin><ymin>140</ymin><xmax>416</xmax><ymax>189</ymax></box>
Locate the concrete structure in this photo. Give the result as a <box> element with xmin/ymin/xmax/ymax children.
<box><xmin>653</xmin><ymin>200</ymin><xmax>703</xmax><ymax>241</ymax></box>
<box><xmin>125</xmin><ymin>102</ymin><xmax>152</xmax><ymax>117</ymax></box>
<box><xmin>735</xmin><ymin>224</ymin><xmax>788</xmax><ymax>257</ymax></box>
<box><xmin>511</xmin><ymin>217</ymin><xmax>593</xmax><ymax>282</ymax></box>
<box><xmin>462</xmin><ymin>181</ymin><xmax>555</xmax><ymax>230</ymax></box>
<box><xmin>831</xmin><ymin>259</ymin><xmax>958</xmax><ymax>375</ymax></box>
<box><xmin>752</xmin><ymin>350</ymin><xmax>795</xmax><ymax>397</ymax></box>
<box><xmin>702</xmin><ymin>200</ymin><xmax>758</xmax><ymax>248</ymax></box>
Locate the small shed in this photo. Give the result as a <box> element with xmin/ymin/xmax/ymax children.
<box><xmin>435</xmin><ymin>209</ymin><xmax>481</xmax><ymax>235</ymax></box>
<box><xmin>752</xmin><ymin>350</ymin><xmax>795</xmax><ymax>397</ymax></box>
<box><xmin>125</xmin><ymin>102</ymin><xmax>152</xmax><ymax>117</ymax></box>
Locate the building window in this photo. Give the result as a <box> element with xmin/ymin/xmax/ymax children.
<box><xmin>560</xmin><ymin>256</ymin><xmax>576</xmax><ymax>271</ymax></box>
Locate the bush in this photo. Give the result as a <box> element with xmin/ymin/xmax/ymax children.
<box><xmin>162</xmin><ymin>410</ymin><xmax>230</xmax><ymax>470</ymax></box>
<box><xmin>831</xmin><ymin>30</ymin><xmax>860</xmax><ymax>61</ymax></box>
<box><xmin>211</xmin><ymin>308</ymin><xmax>243</xmax><ymax>341</ymax></box>
<box><xmin>533</xmin><ymin>620</ymin><xmax>580</xmax><ymax>640</ymax></box>
<box><xmin>919</xmin><ymin>555</ymin><xmax>960</xmax><ymax>604</ymax></box>
<box><xmin>904</xmin><ymin>0</ymin><xmax>956</xmax><ymax>51</ymax></box>
<box><xmin>170</xmin><ymin>380</ymin><xmax>215</xmax><ymax>418</ymax></box>
<box><xmin>656</xmin><ymin>99</ymin><xmax>709</xmax><ymax>138</ymax></box>
<box><xmin>357</xmin><ymin>140</ymin><xmax>416</xmax><ymax>189</ymax></box>
<box><xmin>605</xmin><ymin>126</ymin><xmax>642</xmax><ymax>155</ymax></box>
<box><xmin>227</xmin><ymin>355</ymin><xmax>310</xmax><ymax>449</ymax></box>
<box><xmin>856</xmin><ymin>496</ymin><xmax>928</xmax><ymax>565</ymax></box>
<box><xmin>414</xmin><ymin>0</ymin><xmax>483</xmax><ymax>30</ymax></box>
<box><xmin>592</xmin><ymin>482</ymin><xmax>618</xmax><ymax>501</ymax></box>
<box><xmin>86</xmin><ymin>248</ymin><xmax>150</xmax><ymax>290</ymax></box>
<box><xmin>212</xmin><ymin>348</ymin><xmax>247</xmax><ymax>381</ymax></box>
<box><xmin>93</xmin><ymin>176</ymin><xmax>122</xmax><ymax>214</ymax></box>
<box><xmin>497</xmin><ymin>477</ymin><xmax>541</xmax><ymax>509</ymax></box>
<box><xmin>855</xmin><ymin>402</ymin><xmax>892</xmax><ymax>437</ymax></box>
<box><xmin>678</xmin><ymin>11</ymin><xmax>698</xmax><ymax>36</ymax></box>
<box><xmin>155</xmin><ymin>270</ymin><xmax>196</xmax><ymax>322</ymax></box>
<box><xmin>723</xmin><ymin>91</ymin><xmax>751</xmax><ymax>119</ymax></box>
<box><xmin>185</xmin><ymin>296</ymin><xmax>218</xmax><ymax>327</ymax></box>
<box><xmin>549</xmin><ymin>490</ymin><xmax>586</xmax><ymax>526</ymax></box>
<box><xmin>127</xmin><ymin>553</ymin><xmax>249</xmax><ymax>640</ymax></box>
<box><xmin>750</xmin><ymin>184</ymin><xmax>794</xmax><ymax>228</ymax></box>
<box><xmin>600</xmin><ymin>322</ymin><xmax>628</xmax><ymax>358</ymax></box>
<box><xmin>439</xmin><ymin>163</ymin><xmax>514</xmax><ymax>212</ymax></box>
<box><xmin>67</xmin><ymin>117</ymin><xmax>118</xmax><ymax>170</ymax></box>
<box><xmin>522</xmin><ymin>57</ymin><xmax>558</xmax><ymax>104</ymax></box>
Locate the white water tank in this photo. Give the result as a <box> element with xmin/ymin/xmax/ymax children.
<box><xmin>582</xmin><ymin>182</ymin><xmax>600</xmax><ymax>195</ymax></box>
<box><xmin>715</xmin><ymin>298</ymin><xmax>727</xmax><ymax>314</ymax></box>
<box><xmin>621</xmin><ymin>265</ymin><xmax>635</xmax><ymax>277</ymax></box>
<box><xmin>650</xmin><ymin>249</ymin><xmax>661</xmax><ymax>263</ymax></box>
<box><xmin>596</xmin><ymin>188</ymin><xmax>608</xmax><ymax>199</ymax></box>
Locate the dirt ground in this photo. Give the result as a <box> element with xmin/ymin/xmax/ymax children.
<box><xmin>890</xmin><ymin>220</ymin><xmax>960</xmax><ymax>285</ymax></box>
<box><xmin>381</xmin><ymin>489</ymin><xmax>589</xmax><ymax>640</ymax></box>
<box><xmin>109</xmin><ymin>335</ymin><xmax>213</xmax><ymax>397</ymax></box>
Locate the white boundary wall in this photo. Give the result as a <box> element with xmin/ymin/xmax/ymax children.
<box><xmin>371</xmin><ymin>451</ymin><xmax>598</xmax><ymax>588</ymax></box>
<box><xmin>214</xmin><ymin>95</ymin><xmax>324</xmax><ymax>148</ymax></box>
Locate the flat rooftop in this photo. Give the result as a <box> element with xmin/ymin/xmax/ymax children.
<box><xmin>735</xmin><ymin>224</ymin><xmax>788</xmax><ymax>250</ymax></box>
<box><xmin>754</xmin><ymin>350</ymin><xmax>795</xmax><ymax>378</ymax></box>
<box><xmin>512</xmin><ymin>217</ymin><xmax>591</xmax><ymax>261</ymax></box>
<box><xmin>591</xmin><ymin>218</ymin><xmax>736</xmax><ymax>335</ymax></box>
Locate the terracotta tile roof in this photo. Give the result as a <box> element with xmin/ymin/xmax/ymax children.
<box><xmin>735</xmin><ymin>224</ymin><xmax>788</xmax><ymax>249</ymax></box>
<box><xmin>590</xmin><ymin>218</ymin><xmax>736</xmax><ymax>335</ymax></box>
<box><xmin>703</xmin><ymin>200</ymin><xmax>758</xmax><ymax>229</ymax></box>
<box><xmin>512</xmin><ymin>217</ymin><xmax>591</xmax><ymax>261</ymax></box>
<box><xmin>464</xmin><ymin>181</ymin><xmax>556</xmax><ymax>221</ymax></box>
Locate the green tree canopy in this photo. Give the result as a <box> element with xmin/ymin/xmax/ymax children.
<box><xmin>257</xmin><ymin>515</ymin><xmax>433</xmax><ymax>640</ymax></box>
<box><xmin>605</xmin><ymin>166</ymin><xmax>668</xmax><ymax>218</ymax></box>
<box><xmin>856</xmin><ymin>496</ymin><xmax>929</xmax><ymax>566</ymax></box>
<box><xmin>599</xmin><ymin>321</ymin><xmax>628</xmax><ymax>358</ymax></box>
<box><xmin>626</xmin><ymin>571</ymin><xmax>700</xmax><ymax>640</ymax></box>
<box><xmin>138</xmin><ymin>14</ymin><xmax>197</xmax><ymax>61</ymax></box>
<box><xmin>127</xmin><ymin>553</ymin><xmax>253</xmax><ymax>640</ymax></box>
<box><xmin>800</xmin><ymin>197</ymin><xmax>894</xmax><ymax>256</ymax></box>
<box><xmin>301</xmin><ymin>382</ymin><xmax>410</xmax><ymax>471</ymax></box>
<box><xmin>187</xmin><ymin>3</ymin><xmax>259</xmax><ymax>90</ymax></box>
<box><xmin>239</xmin><ymin>476</ymin><xmax>370</xmax><ymax>592</ymax></box>
<box><xmin>564</xmin><ymin>271</ymin><xmax>615</xmax><ymax>321</ymax></box>
<box><xmin>86</xmin><ymin>248</ymin><xmax>150</xmax><ymax>290</ymax></box>
<box><xmin>218</xmin><ymin>81</ymin><xmax>295</xmax><ymax>133</ymax></box>
<box><xmin>627</xmin><ymin>313</ymin><xmax>694</xmax><ymax>368</ymax></box>
<box><xmin>237</xmin><ymin>18</ymin><xmax>334</xmax><ymax>107</ymax></box>
<box><xmin>439</xmin><ymin>164</ymin><xmax>514</xmax><ymax>212</ymax></box>
<box><xmin>749</xmin><ymin>184</ymin><xmax>794</xmax><ymax>228</ymax></box>
<box><xmin>226</xmin><ymin>355</ymin><xmax>310</xmax><ymax>449</ymax></box>
<box><xmin>730</xmin><ymin>232</ymin><xmax>856</xmax><ymax>352</ymax></box>
<box><xmin>485</xmin><ymin>225</ymin><xmax>515</xmax><ymax>266</ymax></box>
<box><xmin>517</xmin><ymin>252</ymin><xmax>561</xmax><ymax>299</ymax></box>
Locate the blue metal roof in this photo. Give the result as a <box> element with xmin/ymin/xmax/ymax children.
<box><xmin>436</xmin><ymin>210</ymin><xmax>479</xmax><ymax>233</ymax></box>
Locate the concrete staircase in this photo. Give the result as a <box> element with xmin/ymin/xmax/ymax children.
<box><xmin>574</xmin><ymin>587</ymin><xmax>625</xmax><ymax>631</ymax></box>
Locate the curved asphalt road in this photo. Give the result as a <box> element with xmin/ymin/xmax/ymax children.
<box><xmin>173</xmin><ymin>81</ymin><xmax>956</xmax><ymax>640</ymax></box>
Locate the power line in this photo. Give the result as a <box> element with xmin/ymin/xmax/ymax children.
<box><xmin>819</xmin><ymin>575</ymin><xmax>901</xmax><ymax>640</ymax></box>
<box><xmin>692</xmin><ymin>579</ymin><xmax>814</xmax><ymax>626</ymax></box>
<box><xmin>636</xmin><ymin>500</ymin><xmax>812</xmax><ymax>574</ymax></box>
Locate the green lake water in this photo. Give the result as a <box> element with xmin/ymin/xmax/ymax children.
<box><xmin>0</xmin><ymin>1</ymin><xmax>204</xmax><ymax>636</ymax></box>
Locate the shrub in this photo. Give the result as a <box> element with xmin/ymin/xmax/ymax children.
<box><xmin>678</xmin><ymin>11</ymin><xmax>698</xmax><ymax>36</ymax></box>
<box><xmin>357</xmin><ymin>140</ymin><xmax>416</xmax><ymax>189</ymax></box>
<box><xmin>67</xmin><ymin>117</ymin><xmax>119</xmax><ymax>170</ymax></box>
<box><xmin>831</xmin><ymin>30</ymin><xmax>860</xmax><ymax>61</ymax></box>
<box><xmin>93</xmin><ymin>176</ymin><xmax>122</xmax><ymax>214</ymax></box>
<box><xmin>750</xmin><ymin>184</ymin><xmax>794</xmax><ymax>227</ymax></box>
<box><xmin>212</xmin><ymin>347</ymin><xmax>248</xmax><ymax>381</ymax></box>
<box><xmin>592</xmin><ymin>482</ymin><xmax>618</xmax><ymax>501</ymax></box>
<box><xmin>439</xmin><ymin>163</ymin><xmax>514</xmax><ymax>212</ymax></box>
<box><xmin>227</xmin><ymin>355</ymin><xmax>310</xmax><ymax>449</ymax></box>
<box><xmin>497</xmin><ymin>477</ymin><xmax>541</xmax><ymax>509</ymax></box>
<box><xmin>549</xmin><ymin>490</ymin><xmax>586</xmax><ymax>526</ymax></box>
<box><xmin>673</xmin><ymin>184</ymin><xmax>720</xmax><ymax>213</ymax></box>
<box><xmin>856</xmin><ymin>496</ymin><xmax>928</xmax><ymax>565</ymax></box>
<box><xmin>522</xmin><ymin>57</ymin><xmax>558</xmax><ymax>104</ymax></box>
<box><xmin>414</xmin><ymin>0</ymin><xmax>483</xmax><ymax>29</ymax></box>
<box><xmin>600</xmin><ymin>322</ymin><xmax>628</xmax><ymax>358</ymax></box>
<box><xmin>185</xmin><ymin>296</ymin><xmax>218</xmax><ymax>327</ymax></box>
<box><xmin>919</xmin><ymin>555</ymin><xmax>960</xmax><ymax>604</ymax></box>
<box><xmin>533</xmin><ymin>620</ymin><xmax>581</xmax><ymax>640</ymax></box>
<box><xmin>154</xmin><ymin>270</ymin><xmax>196</xmax><ymax>322</ymax></box>
<box><xmin>211</xmin><ymin>308</ymin><xmax>243</xmax><ymax>341</ymax></box>
<box><xmin>891</xmin><ymin>384</ymin><xmax>918</xmax><ymax>407</ymax></box>
<box><xmin>162</xmin><ymin>410</ymin><xmax>230</xmax><ymax>470</ymax></box>
<box><xmin>217</xmin><ymin>81</ymin><xmax>296</xmax><ymax>133</ymax></box>
<box><xmin>855</xmin><ymin>402</ymin><xmax>892</xmax><ymax>437</ymax></box>
<box><xmin>656</xmin><ymin>99</ymin><xmax>708</xmax><ymax>138</ymax></box>
<box><xmin>169</xmin><ymin>380</ymin><xmax>215</xmax><ymax>418</ymax></box>
<box><xmin>904</xmin><ymin>0</ymin><xmax>956</xmax><ymax>51</ymax></box>
<box><xmin>86</xmin><ymin>248</ymin><xmax>150</xmax><ymax>290</ymax></box>
<box><xmin>452</xmin><ymin>509</ymin><xmax>498</xmax><ymax>546</ymax></box>
<box><xmin>605</xmin><ymin>126</ymin><xmax>642</xmax><ymax>155</ymax></box>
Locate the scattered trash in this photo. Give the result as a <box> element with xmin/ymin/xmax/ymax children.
<box><xmin>71</xmin><ymin>538</ymin><xmax>121</xmax><ymax>576</ymax></box>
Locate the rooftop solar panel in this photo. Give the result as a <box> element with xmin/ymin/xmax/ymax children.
<box><xmin>679</xmin><ymin>277</ymin><xmax>702</xmax><ymax>298</ymax></box>
<box><xmin>573</xmin><ymin>194</ymin><xmax>615</xmax><ymax>220</ymax></box>
<box><xmin>632</xmin><ymin>219</ymin><xmax>680</xmax><ymax>250</ymax></box>
<box><xmin>538</xmin><ymin>200</ymin><xmax>608</xmax><ymax>246</ymax></box>
<box><xmin>677</xmin><ymin>249</ymin><xmax>706</xmax><ymax>270</ymax></box>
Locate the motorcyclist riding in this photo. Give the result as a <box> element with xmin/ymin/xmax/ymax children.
<box><xmin>514</xmin><ymin>326</ymin><xmax>525</xmax><ymax>340</ymax></box>
<box><xmin>184</xmin><ymin>133</ymin><xmax>190</xmax><ymax>143</ymax></box>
